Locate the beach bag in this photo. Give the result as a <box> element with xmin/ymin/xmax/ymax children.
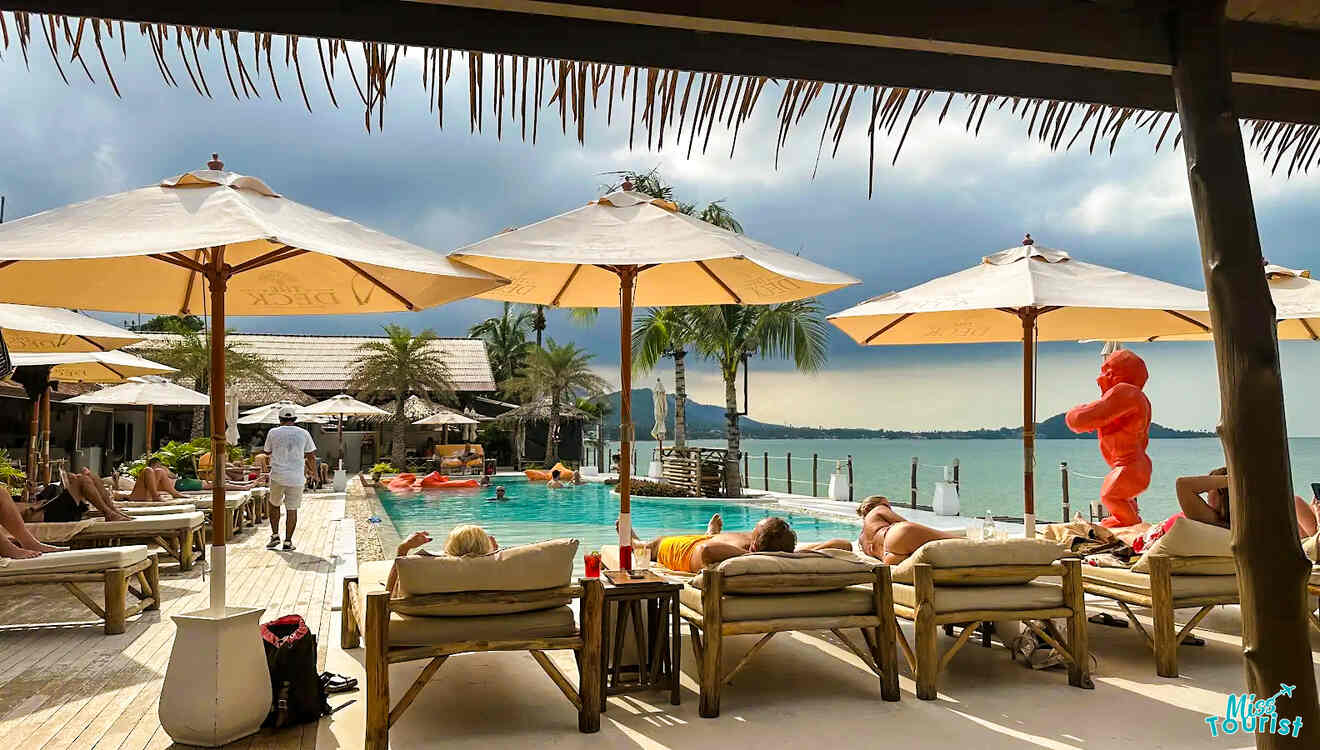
<box><xmin>259</xmin><ymin>615</ymin><xmax>330</xmax><ymax>728</ymax></box>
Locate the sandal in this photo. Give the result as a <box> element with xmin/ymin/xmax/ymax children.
<box><xmin>266</xmin><ymin>534</ymin><xmax>281</xmax><ymax>549</ymax></box>
<box><xmin>320</xmin><ymin>672</ymin><xmax>359</xmax><ymax>694</ymax></box>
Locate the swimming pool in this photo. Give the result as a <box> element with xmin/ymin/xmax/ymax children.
<box><xmin>375</xmin><ymin>478</ymin><xmax>861</xmax><ymax>569</ymax></box>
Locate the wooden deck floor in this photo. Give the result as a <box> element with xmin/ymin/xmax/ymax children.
<box><xmin>0</xmin><ymin>491</ymin><xmax>350</xmax><ymax>750</ymax></box>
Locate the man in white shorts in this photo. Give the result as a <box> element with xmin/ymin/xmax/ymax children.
<box><xmin>264</xmin><ymin>406</ymin><xmax>317</xmax><ymax>551</ymax></box>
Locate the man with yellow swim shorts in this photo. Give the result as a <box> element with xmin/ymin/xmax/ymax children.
<box><xmin>624</xmin><ymin>513</ymin><xmax>853</xmax><ymax>573</ymax></box>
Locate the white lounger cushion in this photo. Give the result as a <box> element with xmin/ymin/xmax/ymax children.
<box><xmin>81</xmin><ymin>512</ymin><xmax>204</xmax><ymax>534</ymax></box>
<box><xmin>358</xmin><ymin>560</ymin><xmax>577</xmax><ymax>643</ymax></box>
<box><xmin>121</xmin><ymin>504</ymin><xmax>198</xmax><ymax>516</ymax></box>
<box><xmin>1082</xmin><ymin>566</ymin><xmax>1239</xmax><ymax>599</ymax></box>
<box><xmin>890</xmin><ymin>538</ymin><xmax>1063</xmax><ymax>585</ymax></box>
<box><xmin>389</xmin><ymin>539</ymin><xmax>578</xmax><ymax>615</ymax></box>
<box><xmin>1131</xmin><ymin>518</ymin><xmax>1234</xmax><ymax>575</ymax></box>
<box><xmin>692</xmin><ymin>550</ymin><xmax>877</xmax><ymax>593</ymax></box>
<box><xmin>680</xmin><ymin>584</ymin><xmax>876</xmax><ymax>621</ymax></box>
<box><xmin>0</xmin><ymin>545</ymin><xmax>150</xmax><ymax>576</ymax></box>
<box><xmin>891</xmin><ymin>581</ymin><xmax>1064</xmax><ymax>613</ymax></box>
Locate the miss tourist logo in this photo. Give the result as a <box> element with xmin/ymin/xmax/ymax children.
<box><xmin>1205</xmin><ymin>683</ymin><xmax>1303</xmax><ymax>739</ymax></box>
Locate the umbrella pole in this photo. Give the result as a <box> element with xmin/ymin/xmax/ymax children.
<box><xmin>40</xmin><ymin>385</ymin><xmax>52</xmax><ymax>485</ymax></box>
<box><xmin>208</xmin><ymin>249</ymin><xmax>229</xmax><ymax>614</ymax></box>
<box><xmin>1021</xmin><ymin>311</ymin><xmax>1037</xmax><ymax>538</ymax></box>
<box><xmin>617</xmin><ymin>267</ymin><xmax>636</xmax><ymax>570</ymax></box>
<box><xmin>339</xmin><ymin>412</ymin><xmax>345</xmax><ymax>471</ymax></box>
<box><xmin>145</xmin><ymin>404</ymin><xmax>154</xmax><ymax>456</ymax></box>
<box><xmin>26</xmin><ymin>396</ymin><xmax>38</xmax><ymax>497</ymax></box>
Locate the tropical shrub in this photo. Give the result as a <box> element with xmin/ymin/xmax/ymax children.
<box><xmin>0</xmin><ymin>448</ymin><xmax>26</xmax><ymax>492</ymax></box>
<box><xmin>625</xmin><ymin>480</ymin><xmax>691</xmax><ymax>498</ymax></box>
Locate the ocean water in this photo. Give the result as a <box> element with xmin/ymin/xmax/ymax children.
<box><xmin>613</xmin><ymin>437</ymin><xmax>1320</xmax><ymax>523</ymax></box>
<box><xmin>377</xmin><ymin>479</ymin><xmax>862</xmax><ymax>563</ymax></box>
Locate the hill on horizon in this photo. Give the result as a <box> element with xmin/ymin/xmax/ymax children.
<box><xmin>601</xmin><ymin>389</ymin><xmax>1212</xmax><ymax>440</ymax></box>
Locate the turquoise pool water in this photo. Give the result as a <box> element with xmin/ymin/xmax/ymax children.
<box><xmin>375</xmin><ymin>478</ymin><xmax>861</xmax><ymax>567</ymax></box>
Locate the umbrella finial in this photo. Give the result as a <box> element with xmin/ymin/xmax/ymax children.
<box><xmin>621</xmin><ymin>178</ymin><xmax>634</xmax><ymax>191</ymax></box>
<box><xmin>207</xmin><ymin>153</ymin><xmax>224</xmax><ymax>171</ymax></box>
<box><xmin>1022</xmin><ymin>233</ymin><xmax>1034</xmax><ymax>246</ymax></box>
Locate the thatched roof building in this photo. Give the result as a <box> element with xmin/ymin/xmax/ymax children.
<box><xmin>493</xmin><ymin>398</ymin><xmax>590</xmax><ymax>425</ymax></box>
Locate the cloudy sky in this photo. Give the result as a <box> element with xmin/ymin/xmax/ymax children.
<box><xmin>3</xmin><ymin>39</ymin><xmax>1318</xmax><ymax>433</ymax></box>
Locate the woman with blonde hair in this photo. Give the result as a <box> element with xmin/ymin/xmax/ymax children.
<box><xmin>392</xmin><ymin>525</ymin><xmax>499</xmax><ymax>559</ymax></box>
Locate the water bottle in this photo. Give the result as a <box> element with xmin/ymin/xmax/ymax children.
<box><xmin>984</xmin><ymin>509</ymin><xmax>996</xmax><ymax>541</ymax></box>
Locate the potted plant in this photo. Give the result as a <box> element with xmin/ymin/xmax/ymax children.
<box><xmin>369</xmin><ymin>462</ymin><xmax>395</xmax><ymax>484</ymax></box>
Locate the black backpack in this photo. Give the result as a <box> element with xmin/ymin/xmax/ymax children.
<box><xmin>259</xmin><ymin>615</ymin><xmax>330</xmax><ymax>728</ymax></box>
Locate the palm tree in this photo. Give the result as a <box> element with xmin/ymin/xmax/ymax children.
<box><xmin>632</xmin><ymin>306</ymin><xmax>698</xmax><ymax>448</ymax></box>
<box><xmin>504</xmin><ymin>340</ymin><xmax>610</xmax><ymax>464</ymax></box>
<box><xmin>469</xmin><ymin>302</ymin><xmax>535</xmax><ymax>393</ymax></box>
<box><xmin>689</xmin><ymin>301</ymin><xmax>830</xmax><ymax>495</ymax></box>
<box><xmin>149</xmin><ymin>320</ymin><xmax>282</xmax><ymax>438</ymax></box>
<box><xmin>346</xmin><ymin>325</ymin><xmax>455</xmax><ymax>467</ymax></box>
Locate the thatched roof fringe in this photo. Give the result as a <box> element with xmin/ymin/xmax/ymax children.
<box><xmin>5</xmin><ymin>11</ymin><xmax>1318</xmax><ymax>194</ymax></box>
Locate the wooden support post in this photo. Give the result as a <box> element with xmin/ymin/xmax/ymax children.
<box><xmin>913</xmin><ymin>563</ymin><xmax>938</xmax><ymax>700</ymax></box>
<box><xmin>103</xmin><ymin>567</ymin><xmax>128</xmax><ymax>635</ymax></box>
<box><xmin>26</xmin><ymin>396</ymin><xmax>38</xmax><ymax>498</ymax></box>
<box><xmin>786</xmin><ymin>452</ymin><xmax>792</xmax><ymax>493</ymax></box>
<box><xmin>341</xmin><ymin>577</ymin><xmax>361</xmax><ymax>649</ymax></box>
<box><xmin>578</xmin><ymin>577</ymin><xmax>603</xmax><ymax>733</ymax></box>
<box><xmin>144</xmin><ymin>555</ymin><xmax>160</xmax><ymax>612</ymax></box>
<box><xmin>145</xmin><ymin>404</ymin><xmax>154</xmax><ymax>455</ymax></box>
<box><xmin>41</xmin><ymin>385</ymin><xmax>52</xmax><ymax>485</ymax></box>
<box><xmin>872</xmin><ymin>566</ymin><xmax>900</xmax><ymax>701</ymax></box>
<box><xmin>699</xmin><ymin>571</ymin><xmax>724</xmax><ymax>718</ymax></box>
<box><xmin>910</xmin><ymin>456</ymin><xmax>919</xmax><ymax>509</ymax></box>
<box><xmin>1171</xmin><ymin>1</ymin><xmax>1319</xmax><ymax>738</ymax></box>
<box><xmin>847</xmin><ymin>455</ymin><xmax>854</xmax><ymax>502</ymax></box>
<box><xmin>743</xmin><ymin>451</ymin><xmax>749</xmax><ymax>489</ymax></box>
<box><xmin>365</xmin><ymin>591</ymin><xmax>390</xmax><ymax>750</ymax></box>
<box><xmin>952</xmin><ymin>457</ymin><xmax>959</xmax><ymax>491</ymax></box>
<box><xmin>1061</xmin><ymin>461</ymin><xmax>1071</xmax><ymax>522</ymax></box>
<box><xmin>812</xmin><ymin>453</ymin><xmax>819</xmax><ymax>497</ymax></box>
<box><xmin>763</xmin><ymin>451</ymin><xmax>768</xmax><ymax>491</ymax></box>
<box><xmin>1021</xmin><ymin>309</ymin><xmax>1039</xmax><ymax>538</ymax></box>
<box><xmin>1060</xmin><ymin>558</ymin><xmax>1093</xmax><ymax>689</ymax></box>
<box><xmin>1147</xmin><ymin>554</ymin><xmax>1178</xmax><ymax>678</ymax></box>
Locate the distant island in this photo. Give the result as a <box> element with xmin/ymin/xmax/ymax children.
<box><xmin>603</xmin><ymin>389</ymin><xmax>1213</xmax><ymax>440</ymax></box>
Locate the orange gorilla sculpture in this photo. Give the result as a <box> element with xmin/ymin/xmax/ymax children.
<box><xmin>1065</xmin><ymin>349</ymin><xmax>1152</xmax><ymax>528</ymax></box>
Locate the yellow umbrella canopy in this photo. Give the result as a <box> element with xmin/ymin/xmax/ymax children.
<box><xmin>451</xmin><ymin>186</ymin><xmax>858</xmax><ymax>565</ymax></box>
<box><xmin>1113</xmin><ymin>265</ymin><xmax>1320</xmax><ymax>342</ymax></box>
<box><xmin>9</xmin><ymin>350</ymin><xmax>177</xmax><ymax>383</ymax></box>
<box><xmin>828</xmin><ymin>238</ymin><xmax>1210</xmax><ymax>536</ymax></box>
<box><xmin>0</xmin><ymin>156</ymin><xmax>508</xmax><ymax>615</ymax></box>
<box><xmin>0</xmin><ymin>304</ymin><xmax>144</xmax><ymax>352</ymax></box>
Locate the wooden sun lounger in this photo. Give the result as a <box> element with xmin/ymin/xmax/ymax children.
<box><xmin>343</xmin><ymin>558</ymin><xmax>604</xmax><ymax>750</ymax></box>
<box><xmin>0</xmin><ymin>546</ymin><xmax>161</xmax><ymax>634</ymax></box>
<box><xmin>67</xmin><ymin>513</ymin><xmax>207</xmax><ymax>572</ymax></box>
<box><xmin>1081</xmin><ymin>556</ymin><xmax>1238</xmax><ymax>677</ymax></box>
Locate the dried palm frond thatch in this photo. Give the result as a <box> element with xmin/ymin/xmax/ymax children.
<box><xmin>494</xmin><ymin>397</ymin><xmax>590</xmax><ymax>425</ymax></box>
<box><xmin>4</xmin><ymin>11</ymin><xmax>1318</xmax><ymax>196</ymax></box>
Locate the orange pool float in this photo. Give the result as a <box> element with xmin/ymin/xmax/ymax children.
<box><xmin>387</xmin><ymin>473</ymin><xmax>418</xmax><ymax>490</ymax></box>
<box><xmin>430</xmin><ymin>479</ymin><xmax>480</xmax><ymax>489</ymax></box>
<box><xmin>525</xmin><ymin>463</ymin><xmax>572</xmax><ymax>481</ymax></box>
<box><xmin>418</xmin><ymin>471</ymin><xmax>452</xmax><ymax>488</ymax></box>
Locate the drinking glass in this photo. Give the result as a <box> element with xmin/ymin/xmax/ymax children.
<box><xmin>634</xmin><ymin>546</ymin><xmax>652</xmax><ymax>569</ymax></box>
<box><xmin>966</xmin><ymin>518</ymin><xmax>983</xmax><ymax>540</ymax></box>
<box><xmin>583</xmin><ymin>554</ymin><xmax>601</xmax><ymax>578</ymax></box>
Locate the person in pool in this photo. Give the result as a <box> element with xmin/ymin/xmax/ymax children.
<box><xmin>546</xmin><ymin>469</ymin><xmax>565</xmax><ymax>489</ymax></box>
<box><xmin>856</xmin><ymin>495</ymin><xmax>960</xmax><ymax>565</ymax></box>
<box><xmin>622</xmin><ymin>513</ymin><xmax>853</xmax><ymax>573</ymax></box>
<box><xmin>486</xmin><ymin>485</ymin><xmax>508</xmax><ymax>502</ymax></box>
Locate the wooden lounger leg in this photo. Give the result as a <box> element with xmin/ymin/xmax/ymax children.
<box><xmin>103</xmin><ymin>567</ymin><xmax>128</xmax><ymax>635</ymax></box>
<box><xmin>144</xmin><ymin>555</ymin><xmax>161</xmax><ymax>611</ymax></box>
<box><xmin>913</xmin><ymin>564</ymin><xmax>939</xmax><ymax>700</ymax></box>
<box><xmin>699</xmin><ymin>572</ymin><xmax>724</xmax><ymax>718</ymax></box>
<box><xmin>176</xmin><ymin>530</ymin><xmax>194</xmax><ymax>572</ymax></box>
<box><xmin>341</xmin><ymin>577</ymin><xmax>361</xmax><ymax>649</ymax></box>
<box><xmin>1061</xmin><ymin>559</ymin><xmax>1094</xmax><ymax>689</ymax></box>
<box><xmin>1148</xmin><ymin>556</ymin><xmax>1179</xmax><ymax>678</ymax></box>
<box><xmin>872</xmin><ymin>566</ymin><xmax>900</xmax><ymax>701</ymax></box>
<box><xmin>365</xmin><ymin>591</ymin><xmax>390</xmax><ymax>750</ymax></box>
<box><xmin>579</xmin><ymin>578</ymin><xmax>603</xmax><ymax>733</ymax></box>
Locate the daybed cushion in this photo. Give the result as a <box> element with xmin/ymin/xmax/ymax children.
<box><xmin>890</xmin><ymin>538</ymin><xmax>1063</xmax><ymax>585</ymax></box>
<box><xmin>680</xmin><ymin>583</ymin><xmax>876</xmax><ymax>621</ymax></box>
<box><xmin>22</xmin><ymin>520</ymin><xmax>95</xmax><ymax>542</ymax></box>
<box><xmin>80</xmin><ymin>512</ymin><xmax>204</xmax><ymax>535</ymax></box>
<box><xmin>691</xmin><ymin>550</ymin><xmax>877</xmax><ymax>593</ymax></box>
<box><xmin>120</xmin><ymin>504</ymin><xmax>199</xmax><ymax>516</ymax></box>
<box><xmin>891</xmin><ymin>581</ymin><xmax>1064</xmax><ymax>613</ymax></box>
<box><xmin>0</xmin><ymin>545</ymin><xmax>150</xmax><ymax>576</ymax></box>
<box><xmin>1131</xmin><ymin>518</ymin><xmax>1235</xmax><ymax>575</ymax></box>
<box><xmin>1082</xmin><ymin>565</ymin><xmax>1239</xmax><ymax>599</ymax></box>
<box><xmin>357</xmin><ymin>561</ymin><xmax>576</xmax><ymax>645</ymax></box>
<box><xmin>388</xmin><ymin>539</ymin><xmax>578</xmax><ymax>615</ymax></box>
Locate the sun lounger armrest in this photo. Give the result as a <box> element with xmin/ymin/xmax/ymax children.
<box><xmin>927</xmin><ymin>562</ymin><xmax>1066</xmax><ymax>585</ymax></box>
<box><xmin>387</xmin><ymin>585</ymin><xmax>583</xmax><ymax>611</ymax></box>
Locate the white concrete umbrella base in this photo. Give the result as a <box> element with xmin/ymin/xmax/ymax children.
<box><xmin>159</xmin><ymin>606</ymin><xmax>272</xmax><ymax>747</ymax></box>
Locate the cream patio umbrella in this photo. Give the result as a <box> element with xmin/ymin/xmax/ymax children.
<box><xmin>413</xmin><ymin>406</ymin><xmax>479</xmax><ymax>446</ymax></box>
<box><xmin>300</xmin><ymin>394</ymin><xmax>391</xmax><ymax>465</ymax></box>
<box><xmin>0</xmin><ymin>155</ymin><xmax>506</xmax><ymax>627</ymax></box>
<box><xmin>0</xmin><ymin>303</ymin><xmax>144</xmax><ymax>352</ymax></box>
<box><xmin>238</xmin><ymin>401</ymin><xmax>327</xmax><ymax>425</ymax></box>
<box><xmin>652</xmin><ymin>378</ymin><xmax>668</xmax><ymax>449</ymax></box>
<box><xmin>65</xmin><ymin>377</ymin><xmax>211</xmax><ymax>456</ymax></box>
<box><xmin>828</xmin><ymin>237</ymin><xmax>1210</xmax><ymax>537</ymax></box>
<box><xmin>451</xmin><ymin>184</ymin><xmax>858</xmax><ymax>569</ymax></box>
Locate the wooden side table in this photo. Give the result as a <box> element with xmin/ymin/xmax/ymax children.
<box><xmin>598</xmin><ymin>576</ymin><xmax>682</xmax><ymax>709</ymax></box>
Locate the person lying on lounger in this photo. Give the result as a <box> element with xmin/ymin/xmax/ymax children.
<box><xmin>623</xmin><ymin>513</ymin><xmax>853</xmax><ymax>573</ymax></box>
<box><xmin>0</xmin><ymin>491</ymin><xmax>65</xmax><ymax>558</ymax></box>
<box><xmin>19</xmin><ymin>469</ymin><xmax>133</xmax><ymax>524</ymax></box>
<box><xmin>123</xmin><ymin>459</ymin><xmax>189</xmax><ymax>502</ymax></box>
<box><xmin>856</xmin><ymin>495</ymin><xmax>960</xmax><ymax>565</ymax></box>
